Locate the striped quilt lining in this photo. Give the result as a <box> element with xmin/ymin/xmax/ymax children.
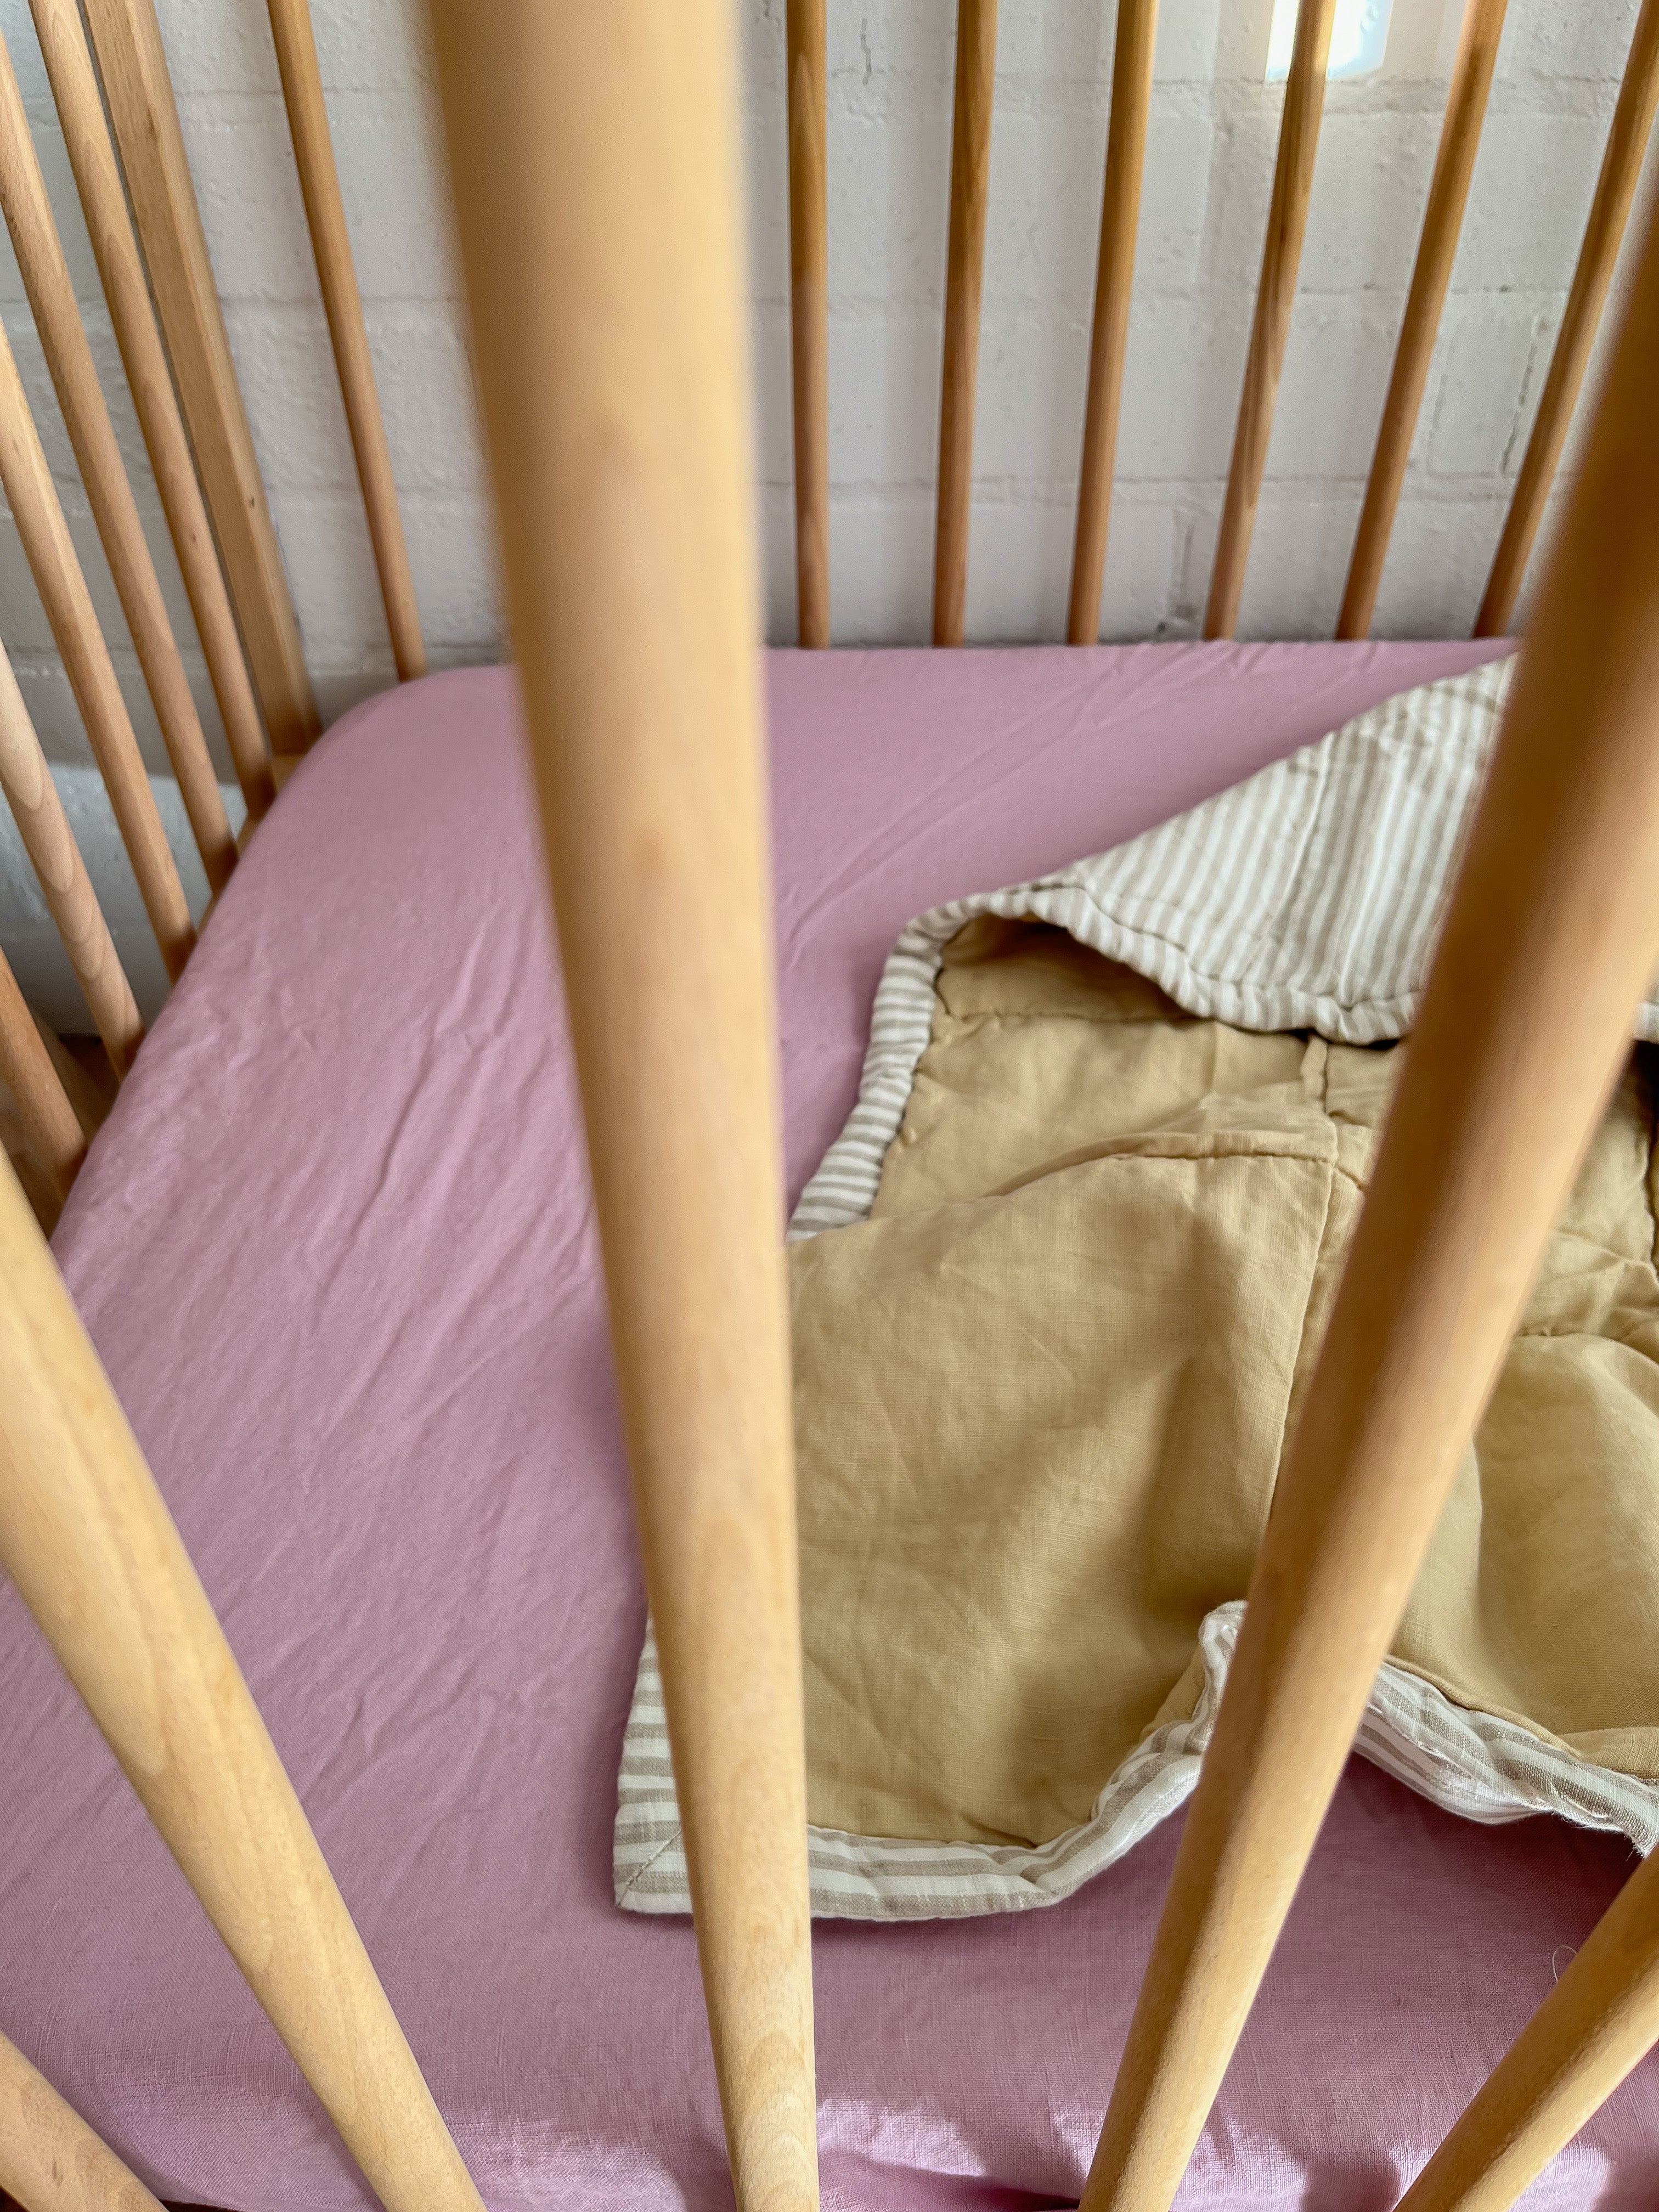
<box><xmin>617</xmin><ymin>654</ymin><xmax>1659</xmax><ymax>1921</ymax></box>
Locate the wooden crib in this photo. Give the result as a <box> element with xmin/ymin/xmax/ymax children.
<box><xmin>3</xmin><ymin>2</ymin><xmax>1659</xmax><ymax>2208</ymax></box>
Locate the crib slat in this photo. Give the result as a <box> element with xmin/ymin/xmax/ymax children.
<box><xmin>1337</xmin><ymin>0</ymin><xmax>1508</xmax><ymax>638</ymax></box>
<box><xmin>1475</xmin><ymin>0</ymin><xmax>1659</xmax><ymax>637</ymax></box>
<box><xmin>1203</xmin><ymin>0</ymin><xmax>1336</xmax><ymax>640</ymax></box>
<box><xmin>427</xmin><ymin>8</ymin><xmax>820</xmax><ymax>2207</ymax></box>
<box><xmin>0</xmin><ymin>954</ymin><xmax>83</xmax><ymax>1202</ymax></box>
<box><xmin>1082</xmin><ymin>191</ymin><xmax>1659</xmax><ymax>2212</ymax></box>
<box><xmin>0</xmin><ymin>1160</ymin><xmax>487</xmax><ymax>2211</ymax></box>
<box><xmin>29</xmin><ymin>0</ymin><xmax>274</xmax><ymax>823</ymax></box>
<box><xmin>0</xmin><ymin>29</ymin><xmax>235</xmax><ymax>895</ymax></box>
<box><xmin>933</xmin><ymin>0</ymin><xmax>998</xmax><ymax>647</ymax></box>
<box><xmin>1067</xmin><ymin>0</ymin><xmax>1158</xmax><ymax>645</ymax></box>
<box><xmin>81</xmin><ymin>0</ymin><xmax>319</xmax><ymax>757</ymax></box>
<box><xmin>0</xmin><ymin>319</ymin><xmax>194</xmax><ymax>980</ymax></box>
<box><xmin>787</xmin><ymin>0</ymin><xmax>830</xmax><ymax>648</ymax></box>
<box><xmin>266</xmin><ymin>0</ymin><xmax>425</xmax><ymax>683</ymax></box>
<box><xmin>0</xmin><ymin>2024</ymin><xmax>166</xmax><ymax>2212</ymax></box>
<box><xmin>0</xmin><ymin>639</ymin><xmax>142</xmax><ymax>1076</ymax></box>
<box><xmin>1394</xmin><ymin>1845</ymin><xmax>1659</xmax><ymax>2210</ymax></box>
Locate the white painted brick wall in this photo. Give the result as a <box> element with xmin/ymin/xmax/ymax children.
<box><xmin>0</xmin><ymin>0</ymin><xmax>1656</xmax><ymax>1015</ymax></box>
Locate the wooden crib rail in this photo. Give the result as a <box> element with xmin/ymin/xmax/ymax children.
<box><xmin>266</xmin><ymin>0</ymin><xmax>425</xmax><ymax>685</ymax></box>
<box><xmin>933</xmin><ymin>0</ymin><xmax>998</xmax><ymax>647</ymax></box>
<box><xmin>0</xmin><ymin>1158</ymin><xmax>486</xmax><ymax>2212</ymax></box>
<box><xmin>81</xmin><ymin>0</ymin><xmax>319</xmax><ymax>756</ymax></box>
<box><xmin>1395</xmin><ymin>1840</ymin><xmax>1659</xmax><ymax>2210</ymax></box>
<box><xmin>427</xmin><ymin>5</ymin><xmax>820</xmax><ymax>2207</ymax></box>
<box><xmin>0</xmin><ymin>318</ymin><xmax>193</xmax><ymax>981</ymax></box>
<box><xmin>0</xmin><ymin>26</ymin><xmax>235</xmax><ymax>896</ymax></box>
<box><xmin>27</xmin><ymin>0</ymin><xmax>275</xmax><ymax>825</ymax></box>
<box><xmin>1203</xmin><ymin>0</ymin><xmax>1336</xmax><ymax>640</ymax></box>
<box><xmin>0</xmin><ymin>637</ymin><xmax>142</xmax><ymax>1077</ymax></box>
<box><xmin>0</xmin><ymin>950</ymin><xmax>83</xmax><ymax>1202</ymax></box>
<box><xmin>1082</xmin><ymin>185</ymin><xmax>1659</xmax><ymax>2212</ymax></box>
<box><xmin>1336</xmin><ymin>0</ymin><xmax>1509</xmax><ymax>639</ymax></box>
<box><xmin>0</xmin><ymin>2024</ymin><xmax>166</xmax><ymax>2212</ymax></box>
<box><xmin>1066</xmin><ymin>0</ymin><xmax>1158</xmax><ymax>647</ymax></box>
<box><xmin>787</xmin><ymin>0</ymin><xmax>830</xmax><ymax>648</ymax></box>
<box><xmin>1475</xmin><ymin>0</ymin><xmax>1659</xmax><ymax>638</ymax></box>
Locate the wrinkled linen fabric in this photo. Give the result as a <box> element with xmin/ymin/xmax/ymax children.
<box><xmin>621</xmin><ymin>657</ymin><xmax>1659</xmax><ymax>1920</ymax></box>
<box><xmin>5</xmin><ymin>645</ymin><xmax>1658</xmax><ymax>2210</ymax></box>
<box><xmin>804</xmin><ymin>934</ymin><xmax>1659</xmax><ymax>1864</ymax></box>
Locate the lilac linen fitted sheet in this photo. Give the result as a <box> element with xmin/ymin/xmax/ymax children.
<box><xmin>3</xmin><ymin>640</ymin><xmax>1656</xmax><ymax>2212</ymax></box>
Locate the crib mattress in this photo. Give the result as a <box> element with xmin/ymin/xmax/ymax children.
<box><xmin>4</xmin><ymin>640</ymin><xmax>1655</xmax><ymax>2211</ymax></box>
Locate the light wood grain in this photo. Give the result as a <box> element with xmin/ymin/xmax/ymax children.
<box><xmin>266</xmin><ymin>0</ymin><xmax>424</xmax><ymax>681</ymax></box>
<box><xmin>1394</xmin><ymin>1845</ymin><xmax>1659</xmax><ymax>2211</ymax></box>
<box><xmin>0</xmin><ymin>639</ymin><xmax>141</xmax><ymax>1075</ymax></box>
<box><xmin>1203</xmin><ymin>0</ymin><xmax>1336</xmax><ymax>640</ymax></box>
<box><xmin>0</xmin><ymin>319</ymin><xmax>193</xmax><ymax>980</ymax></box>
<box><xmin>932</xmin><ymin>0</ymin><xmax>998</xmax><ymax>647</ymax></box>
<box><xmin>0</xmin><ymin>26</ymin><xmax>233</xmax><ymax>893</ymax></box>
<box><xmin>427</xmin><ymin>8</ymin><xmax>819</xmax><ymax>2207</ymax></box>
<box><xmin>29</xmin><ymin>0</ymin><xmax>275</xmax><ymax>822</ymax></box>
<box><xmin>1067</xmin><ymin>0</ymin><xmax>1158</xmax><ymax>645</ymax></box>
<box><xmin>0</xmin><ymin>952</ymin><xmax>82</xmax><ymax>1202</ymax></box>
<box><xmin>0</xmin><ymin>2025</ymin><xmax>164</xmax><ymax>2212</ymax></box>
<box><xmin>0</xmin><ymin>1158</ymin><xmax>485</xmax><ymax>2212</ymax></box>
<box><xmin>82</xmin><ymin>0</ymin><xmax>318</xmax><ymax>754</ymax></box>
<box><xmin>786</xmin><ymin>0</ymin><xmax>829</xmax><ymax>649</ymax></box>
<box><xmin>1082</xmin><ymin>188</ymin><xmax>1659</xmax><ymax>2212</ymax></box>
<box><xmin>1475</xmin><ymin>0</ymin><xmax>1659</xmax><ymax>637</ymax></box>
<box><xmin>1337</xmin><ymin>0</ymin><xmax>1509</xmax><ymax>638</ymax></box>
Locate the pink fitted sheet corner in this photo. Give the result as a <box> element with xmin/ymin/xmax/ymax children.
<box><xmin>6</xmin><ymin>640</ymin><xmax>1656</xmax><ymax>2211</ymax></box>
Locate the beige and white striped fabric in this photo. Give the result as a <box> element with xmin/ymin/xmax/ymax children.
<box><xmin>616</xmin><ymin>654</ymin><xmax>1659</xmax><ymax>1921</ymax></box>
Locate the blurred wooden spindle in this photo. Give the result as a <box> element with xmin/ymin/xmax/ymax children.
<box><xmin>0</xmin><ymin>2025</ymin><xmax>166</xmax><ymax>2212</ymax></box>
<box><xmin>82</xmin><ymin>0</ymin><xmax>319</xmax><ymax>755</ymax></box>
<box><xmin>787</xmin><ymin>0</ymin><xmax>829</xmax><ymax>647</ymax></box>
<box><xmin>266</xmin><ymin>0</ymin><xmax>425</xmax><ymax>681</ymax></box>
<box><xmin>0</xmin><ymin>318</ymin><xmax>193</xmax><ymax>979</ymax></box>
<box><xmin>427</xmin><ymin>7</ymin><xmax>820</xmax><ymax>2206</ymax></box>
<box><xmin>1475</xmin><ymin>0</ymin><xmax>1659</xmax><ymax>636</ymax></box>
<box><xmin>1204</xmin><ymin>0</ymin><xmax>1336</xmax><ymax>639</ymax></box>
<box><xmin>1084</xmin><ymin>189</ymin><xmax>1659</xmax><ymax>2212</ymax></box>
<box><xmin>0</xmin><ymin>951</ymin><xmax>83</xmax><ymax>1203</ymax></box>
<box><xmin>1067</xmin><ymin>0</ymin><xmax>1158</xmax><ymax>645</ymax></box>
<box><xmin>1395</xmin><ymin>1843</ymin><xmax>1659</xmax><ymax>2211</ymax></box>
<box><xmin>933</xmin><ymin>0</ymin><xmax>998</xmax><ymax>647</ymax></box>
<box><xmin>1338</xmin><ymin>0</ymin><xmax>1509</xmax><ymax>638</ymax></box>
<box><xmin>0</xmin><ymin>639</ymin><xmax>142</xmax><ymax>1075</ymax></box>
<box><xmin>0</xmin><ymin>26</ymin><xmax>234</xmax><ymax>891</ymax></box>
<box><xmin>0</xmin><ymin>1160</ymin><xmax>487</xmax><ymax>2212</ymax></box>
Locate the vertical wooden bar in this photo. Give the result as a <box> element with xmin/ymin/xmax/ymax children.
<box><xmin>29</xmin><ymin>0</ymin><xmax>274</xmax><ymax>822</ymax></box>
<box><xmin>0</xmin><ymin>638</ymin><xmax>142</xmax><ymax>1076</ymax></box>
<box><xmin>426</xmin><ymin>8</ymin><xmax>819</xmax><ymax>2208</ymax></box>
<box><xmin>0</xmin><ymin>27</ymin><xmax>234</xmax><ymax>893</ymax></box>
<box><xmin>0</xmin><ymin>2024</ymin><xmax>166</xmax><ymax>2211</ymax></box>
<box><xmin>0</xmin><ymin>319</ymin><xmax>194</xmax><ymax>980</ymax></box>
<box><xmin>1337</xmin><ymin>0</ymin><xmax>1509</xmax><ymax>638</ymax></box>
<box><xmin>786</xmin><ymin>0</ymin><xmax>829</xmax><ymax>649</ymax></box>
<box><xmin>1203</xmin><ymin>0</ymin><xmax>1336</xmax><ymax>640</ymax></box>
<box><xmin>1066</xmin><ymin>0</ymin><xmax>1158</xmax><ymax>646</ymax></box>
<box><xmin>1394</xmin><ymin>1845</ymin><xmax>1659</xmax><ymax>2211</ymax></box>
<box><xmin>0</xmin><ymin>1160</ymin><xmax>485</xmax><ymax>2212</ymax></box>
<box><xmin>81</xmin><ymin>0</ymin><xmax>320</xmax><ymax>754</ymax></box>
<box><xmin>1475</xmin><ymin>0</ymin><xmax>1659</xmax><ymax>637</ymax></box>
<box><xmin>932</xmin><ymin>0</ymin><xmax>998</xmax><ymax>648</ymax></box>
<box><xmin>265</xmin><ymin>0</ymin><xmax>425</xmax><ymax>682</ymax></box>
<box><xmin>0</xmin><ymin>950</ymin><xmax>83</xmax><ymax>1200</ymax></box>
<box><xmin>1081</xmin><ymin>192</ymin><xmax>1659</xmax><ymax>2212</ymax></box>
